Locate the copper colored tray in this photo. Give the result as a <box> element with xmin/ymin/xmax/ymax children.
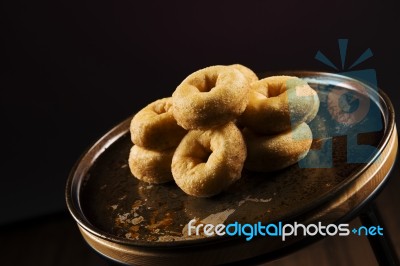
<box><xmin>66</xmin><ymin>71</ymin><xmax>397</xmax><ymax>265</ymax></box>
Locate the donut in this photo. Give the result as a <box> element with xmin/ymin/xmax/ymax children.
<box><xmin>243</xmin><ymin>122</ymin><xmax>312</xmax><ymax>172</ymax></box>
<box><xmin>230</xmin><ymin>64</ymin><xmax>259</xmax><ymax>83</ymax></box>
<box><xmin>172</xmin><ymin>66</ymin><xmax>250</xmax><ymax>130</ymax></box>
<box><xmin>240</xmin><ymin>76</ymin><xmax>319</xmax><ymax>134</ymax></box>
<box><xmin>130</xmin><ymin>97</ymin><xmax>187</xmax><ymax>150</ymax></box>
<box><xmin>128</xmin><ymin>145</ymin><xmax>175</xmax><ymax>184</ymax></box>
<box><xmin>171</xmin><ymin>122</ymin><xmax>246</xmax><ymax>197</ymax></box>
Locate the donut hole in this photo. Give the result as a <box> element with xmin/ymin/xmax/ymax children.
<box><xmin>152</xmin><ymin>100</ymin><xmax>171</xmax><ymax>114</ymax></box>
<box><xmin>267</xmin><ymin>83</ymin><xmax>286</xmax><ymax>97</ymax></box>
<box><xmin>198</xmin><ymin>146</ymin><xmax>213</xmax><ymax>164</ymax></box>
<box><xmin>201</xmin><ymin>149</ymin><xmax>212</xmax><ymax>163</ymax></box>
<box><xmin>190</xmin><ymin>73</ymin><xmax>218</xmax><ymax>93</ymax></box>
<box><xmin>262</xmin><ymin>77</ymin><xmax>306</xmax><ymax>97</ymax></box>
<box><xmin>191</xmin><ymin>141</ymin><xmax>213</xmax><ymax>164</ymax></box>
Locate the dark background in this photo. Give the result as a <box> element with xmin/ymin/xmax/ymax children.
<box><xmin>0</xmin><ymin>0</ymin><xmax>399</xmax><ymax>225</ymax></box>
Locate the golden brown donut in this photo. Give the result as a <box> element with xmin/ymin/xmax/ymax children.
<box><xmin>240</xmin><ymin>76</ymin><xmax>319</xmax><ymax>134</ymax></box>
<box><xmin>172</xmin><ymin>66</ymin><xmax>250</xmax><ymax>130</ymax></box>
<box><xmin>130</xmin><ymin>97</ymin><xmax>187</xmax><ymax>150</ymax></box>
<box><xmin>230</xmin><ymin>64</ymin><xmax>259</xmax><ymax>83</ymax></box>
<box><xmin>243</xmin><ymin>122</ymin><xmax>312</xmax><ymax>172</ymax></box>
<box><xmin>128</xmin><ymin>145</ymin><xmax>175</xmax><ymax>184</ymax></box>
<box><xmin>171</xmin><ymin>122</ymin><xmax>246</xmax><ymax>197</ymax></box>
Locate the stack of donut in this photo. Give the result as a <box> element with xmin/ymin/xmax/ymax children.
<box><xmin>129</xmin><ymin>97</ymin><xmax>187</xmax><ymax>184</ymax></box>
<box><xmin>129</xmin><ymin>65</ymin><xmax>320</xmax><ymax>197</ymax></box>
<box><xmin>240</xmin><ymin>76</ymin><xmax>320</xmax><ymax>172</ymax></box>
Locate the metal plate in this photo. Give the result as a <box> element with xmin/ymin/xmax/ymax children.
<box><xmin>67</xmin><ymin>71</ymin><xmax>394</xmax><ymax>250</ymax></box>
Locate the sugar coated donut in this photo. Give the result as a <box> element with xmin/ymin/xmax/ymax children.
<box><xmin>130</xmin><ymin>97</ymin><xmax>187</xmax><ymax>150</ymax></box>
<box><xmin>171</xmin><ymin>122</ymin><xmax>246</xmax><ymax>197</ymax></box>
<box><xmin>240</xmin><ymin>76</ymin><xmax>319</xmax><ymax>134</ymax></box>
<box><xmin>172</xmin><ymin>66</ymin><xmax>250</xmax><ymax>130</ymax></box>
<box><xmin>243</xmin><ymin>122</ymin><xmax>312</xmax><ymax>172</ymax></box>
<box><xmin>128</xmin><ymin>145</ymin><xmax>175</xmax><ymax>184</ymax></box>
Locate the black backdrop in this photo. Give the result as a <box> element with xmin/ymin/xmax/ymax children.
<box><xmin>1</xmin><ymin>0</ymin><xmax>399</xmax><ymax>224</ymax></box>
